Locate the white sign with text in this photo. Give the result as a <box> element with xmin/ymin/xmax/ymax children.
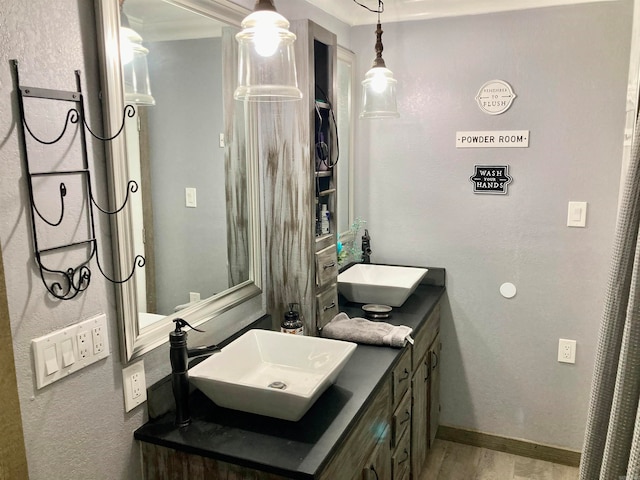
<box><xmin>475</xmin><ymin>80</ymin><xmax>517</xmax><ymax>114</ymax></box>
<box><xmin>456</xmin><ymin>130</ymin><xmax>530</xmax><ymax>148</ymax></box>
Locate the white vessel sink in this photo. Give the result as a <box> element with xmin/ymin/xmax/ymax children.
<box><xmin>337</xmin><ymin>264</ymin><xmax>428</xmax><ymax>307</ymax></box>
<box><xmin>188</xmin><ymin>329</ymin><xmax>357</xmax><ymax>421</ymax></box>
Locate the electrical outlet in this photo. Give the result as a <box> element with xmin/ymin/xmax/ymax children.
<box><xmin>32</xmin><ymin>313</ymin><xmax>110</xmax><ymax>389</ymax></box>
<box><xmin>77</xmin><ymin>331</ymin><xmax>91</xmax><ymax>359</ymax></box>
<box><xmin>92</xmin><ymin>325</ymin><xmax>104</xmax><ymax>354</ymax></box>
<box><xmin>131</xmin><ymin>372</ymin><xmax>143</xmax><ymax>399</ymax></box>
<box><xmin>123</xmin><ymin>361</ymin><xmax>147</xmax><ymax>412</ymax></box>
<box><xmin>558</xmin><ymin>338</ymin><xmax>576</xmax><ymax>364</ymax></box>
<box><xmin>189</xmin><ymin>292</ymin><xmax>201</xmax><ymax>303</ymax></box>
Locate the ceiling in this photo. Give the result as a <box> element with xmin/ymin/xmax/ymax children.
<box><xmin>122</xmin><ymin>0</ymin><xmax>622</xmax><ymax>40</ymax></box>
<box><xmin>303</xmin><ymin>0</ymin><xmax>620</xmax><ymax>26</ymax></box>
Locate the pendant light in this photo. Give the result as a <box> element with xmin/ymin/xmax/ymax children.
<box><xmin>358</xmin><ymin>0</ymin><xmax>399</xmax><ymax>118</ymax></box>
<box><xmin>120</xmin><ymin>2</ymin><xmax>155</xmax><ymax>106</ymax></box>
<box><xmin>234</xmin><ymin>0</ymin><xmax>302</xmax><ymax>102</ymax></box>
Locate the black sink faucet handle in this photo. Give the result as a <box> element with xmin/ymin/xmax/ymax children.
<box><xmin>173</xmin><ymin>318</ymin><xmax>204</xmax><ymax>333</ymax></box>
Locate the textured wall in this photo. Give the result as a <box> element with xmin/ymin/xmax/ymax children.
<box><xmin>0</xmin><ymin>1</ymin><xmax>145</xmax><ymax>478</ymax></box>
<box><xmin>0</xmin><ymin>1</ymin><xmax>264</xmax><ymax>479</ymax></box>
<box><xmin>352</xmin><ymin>2</ymin><xmax>633</xmax><ymax>450</ymax></box>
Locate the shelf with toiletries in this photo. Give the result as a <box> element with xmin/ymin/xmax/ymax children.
<box><xmin>260</xmin><ymin>19</ymin><xmax>340</xmax><ymax>335</ymax></box>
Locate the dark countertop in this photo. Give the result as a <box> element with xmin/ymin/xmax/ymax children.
<box><xmin>134</xmin><ymin>275</ymin><xmax>445</xmax><ymax>479</ymax></box>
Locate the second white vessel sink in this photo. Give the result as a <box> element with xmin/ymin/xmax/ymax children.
<box><xmin>188</xmin><ymin>329</ymin><xmax>356</xmax><ymax>421</ymax></box>
<box><xmin>337</xmin><ymin>264</ymin><xmax>428</xmax><ymax>307</ymax></box>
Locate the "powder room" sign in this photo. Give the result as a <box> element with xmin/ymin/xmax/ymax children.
<box><xmin>456</xmin><ymin>130</ymin><xmax>529</xmax><ymax>148</ymax></box>
<box><xmin>470</xmin><ymin>165</ymin><xmax>513</xmax><ymax>194</ymax></box>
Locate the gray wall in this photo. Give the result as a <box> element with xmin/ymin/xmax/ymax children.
<box><xmin>146</xmin><ymin>37</ymin><xmax>228</xmax><ymax>314</ymax></box>
<box><xmin>0</xmin><ymin>1</ymin><xmax>264</xmax><ymax>479</ymax></box>
<box><xmin>352</xmin><ymin>2</ymin><xmax>633</xmax><ymax>450</ymax></box>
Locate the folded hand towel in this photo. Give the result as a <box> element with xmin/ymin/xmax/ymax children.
<box><xmin>321</xmin><ymin>312</ymin><xmax>413</xmax><ymax>348</ymax></box>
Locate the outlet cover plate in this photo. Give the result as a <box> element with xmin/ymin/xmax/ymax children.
<box><xmin>558</xmin><ymin>338</ymin><xmax>576</xmax><ymax>364</ymax></box>
<box><xmin>32</xmin><ymin>313</ymin><xmax>110</xmax><ymax>389</ymax></box>
<box><xmin>123</xmin><ymin>361</ymin><xmax>147</xmax><ymax>412</ymax></box>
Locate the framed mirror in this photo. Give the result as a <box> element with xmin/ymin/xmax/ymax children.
<box><xmin>95</xmin><ymin>0</ymin><xmax>262</xmax><ymax>362</ymax></box>
<box><xmin>336</xmin><ymin>46</ymin><xmax>356</xmax><ymax>236</ymax></box>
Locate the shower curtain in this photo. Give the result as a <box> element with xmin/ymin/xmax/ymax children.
<box><xmin>580</xmin><ymin>113</ymin><xmax>640</xmax><ymax>479</ymax></box>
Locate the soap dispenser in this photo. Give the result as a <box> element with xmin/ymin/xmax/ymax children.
<box><xmin>170</xmin><ymin>318</ymin><xmax>202</xmax><ymax>427</ymax></box>
<box><xmin>281</xmin><ymin>303</ymin><xmax>304</xmax><ymax>335</ymax></box>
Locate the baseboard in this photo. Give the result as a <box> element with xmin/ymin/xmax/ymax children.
<box><xmin>436</xmin><ymin>425</ymin><xmax>581</xmax><ymax>467</ymax></box>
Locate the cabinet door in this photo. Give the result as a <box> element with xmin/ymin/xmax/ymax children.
<box><xmin>362</xmin><ymin>428</ymin><xmax>391</xmax><ymax>480</ymax></box>
<box><xmin>411</xmin><ymin>354</ymin><xmax>429</xmax><ymax>477</ymax></box>
<box><xmin>428</xmin><ymin>334</ymin><xmax>441</xmax><ymax>448</ymax></box>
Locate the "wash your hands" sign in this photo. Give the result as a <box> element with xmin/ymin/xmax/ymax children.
<box><xmin>470</xmin><ymin>165</ymin><xmax>513</xmax><ymax>195</ymax></box>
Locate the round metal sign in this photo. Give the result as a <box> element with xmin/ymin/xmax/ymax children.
<box><xmin>475</xmin><ymin>80</ymin><xmax>516</xmax><ymax>115</ymax></box>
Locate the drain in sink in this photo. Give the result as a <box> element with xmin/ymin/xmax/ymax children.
<box><xmin>268</xmin><ymin>381</ymin><xmax>287</xmax><ymax>390</ymax></box>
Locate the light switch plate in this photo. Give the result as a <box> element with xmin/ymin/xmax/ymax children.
<box><xmin>567</xmin><ymin>201</ymin><xmax>587</xmax><ymax>227</ymax></box>
<box><xmin>32</xmin><ymin>313</ymin><xmax>110</xmax><ymax>389</ymax></box>
<box><xmin>185</xmin><ymin>187</ymin><xmax>197</xmax><ymax>208</ymax></box>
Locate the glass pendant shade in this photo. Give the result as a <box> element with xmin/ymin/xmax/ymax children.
<box><xmin>234</xmin><ymin>5</ymin><xmax>302</xmax><ymax>101</ymax></box>
<box><xmin>360</xmin><ymin>18</ymin><xmax>399</xmax><ymax>119</ymax></box>
<box><xmin>361</xmin><ymin>66</ymin><xmax>399</xmax><ymax>118</ymax></box>
<box><xmin>120</xmin><ymin>25</ymin><xmax>155</xmax><ymax>106</ymax></box>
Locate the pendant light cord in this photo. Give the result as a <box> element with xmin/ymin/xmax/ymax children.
<box><xmin>353</xmin><ymin>0</ymin><xmax>384</xmax><ymax>14</ymax></box>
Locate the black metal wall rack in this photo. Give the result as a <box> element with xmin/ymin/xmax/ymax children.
<box><xmin>11</xmin><ymin>59</ymin><xmax>145</xmax><ymax>300</ymax></box>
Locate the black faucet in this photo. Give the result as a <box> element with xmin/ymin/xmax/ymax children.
<box><xmin>362</xmin><ymin>229</ymin><xmax>372</xmax><ymax>264</ymax></box>
<box><xmin>170</xmin><ymin>318</ymin><xmax>220</xmax><ymax>427</ymax></box>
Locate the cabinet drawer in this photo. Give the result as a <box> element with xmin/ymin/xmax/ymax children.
<box><xmin>392</xmin><ymin>349</ymin><xmax>412</xmax><ymax>407</ymax></box>
<box><xmin>392</xmin><ymin>430</ymin><xmax>411</xmax><ymax>480</ymax></box>
<box><xmin>392</xmin><ymin>390</ymin><xmax>412</xmax><ymax>449</ymax></box>
<box><xmin>316</xmin><ymin>285</ymin><xmax>339</xmax><ymax>331</ymax></box>
<box><xmin>316</xmin><ymin>245</ymin><xmax>338</xmax><ymax>287</ymax></box>
<box><xmin>412</xmin><ymin>303</ymin><xmax>440</xmax><ymax>370</ymax></box>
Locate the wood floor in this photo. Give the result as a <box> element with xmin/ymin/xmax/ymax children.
<box><xmin>419</xmin><ymin>440</ymin><xmax>579</xmax><ymax>480</ymax></box>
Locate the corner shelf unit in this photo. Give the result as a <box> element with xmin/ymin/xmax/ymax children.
<box><xmin>260</xmin><ymin>21</ymin><xmax>340</xmax><ymax>335</ymax></box>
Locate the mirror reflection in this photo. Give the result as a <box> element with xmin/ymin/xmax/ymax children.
<box><xmin>95</xmin><ymin>0</ymin><xmax>261</xmax><ymax>362</ymax></box>
<box><xmin>336</xmin><ymin>47</ymin><xmax>355</xmax><ymax>235</ymax></box>
<box><xmin>120</xmin><ymin>0</ymin><xmax>248</xmax><ymax>329</ymax></box>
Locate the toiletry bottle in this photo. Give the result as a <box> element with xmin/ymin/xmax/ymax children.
<box><xmin>281</xmin><ymin>303</ymin><xmax>304</xmax><ymax>335</ymax></box>
<box><xmin>321</xmin><ymin>204</ymin><xmax>330</xmax><ymax>235</ymax></box>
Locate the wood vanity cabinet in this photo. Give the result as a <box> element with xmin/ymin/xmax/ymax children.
<box><xmin>337</xmin><ymin>302</ymin><xmax>441</xmax><ymax>480</ymax></box>
<box><xmin>428</xmin><ymin>332</ymin><xmax>441</xmax><ymax>448</ymax></box>
<box><xmin>411</xmin><ymin>304</ymin><xmax>441</xmax><ymax>478</ymax></box>
<box><xmin>138</xmin><ymin>300</ymin><xmax>442</xmax><ymax>480</ymax></box>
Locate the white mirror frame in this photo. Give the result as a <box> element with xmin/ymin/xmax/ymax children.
<box><xmin>94</xmin><ymin>0</ymin><xmax>262</xmax><ymax>362</ymax></box>
<box><xmin>337</xmin><ymin>46</ymin><xmax>356</xmax><ymax>239</ymax></box>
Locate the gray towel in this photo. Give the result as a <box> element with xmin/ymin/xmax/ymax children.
<box><xmin>321</xmin><ymin>312</ymin><xmax>413</xmax><ymax>348</ymax></box>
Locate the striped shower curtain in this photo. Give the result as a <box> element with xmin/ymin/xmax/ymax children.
<box><xmin>580</xmin><ymin>113</ymin><xmax>640</xmax><ymax>479</ymax></box>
